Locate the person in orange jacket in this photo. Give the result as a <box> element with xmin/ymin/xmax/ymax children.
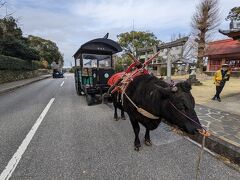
<box><xmin>212</xmin><ymin>64</ymin><xmax>231</xmax><ymax>102</ymax></box>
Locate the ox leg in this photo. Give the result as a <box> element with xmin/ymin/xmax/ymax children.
<box><xmin>129</xmin><ymin>117</ymin><xmax>141</xmax><ymax>151</ymax></box>
<box><xmin>121</xmin><ymin>108</ymin><xmax>126</xmax><ymax>120</ymax></box>
<box><xmin>113</xmin><ymin>103</ymin><xmax>119</xmax><ymax>121</ymax></box>
<box><xmin>144</xmin><ymin>128</ymin><xmax>152</xmax><ymax>146</ymax></box>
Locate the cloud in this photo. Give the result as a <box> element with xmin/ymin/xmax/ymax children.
<box><xmin>72</xmin><ymin>0</ymin><xmax>198</xmax><ymax>30</ymax></box>
<box><xmin>1</xmin><ymin>0</ymin><xmax>240</xmax><ymax>67</ymax></box>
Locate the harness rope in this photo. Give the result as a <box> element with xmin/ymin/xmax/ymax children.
<box><xmin>168</xmin><ymin>101</ymin><xmax>210</xmax><ymax>180</ymax></box>
<box><xmin>123</xmin><ymin>92</ymin><xmax>159</xmax><ymax>120</ymax></box>
<box><xmin>196</xmin><ymin>135</ymin><xmax>206</xmax><ymax>180</ymax></box>
<box><xmin>168</xmin><ymin>101</ymin><xmax>207</xmax><ymax>132</ymax></box>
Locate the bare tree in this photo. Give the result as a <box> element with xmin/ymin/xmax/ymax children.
<box><xmin>0</xmin><ymin>0</ymin><xmax>6</xmax><ymax>7</ymax></box>
<box><xmin>170</xmin><ymin>33</ymin><xmax>197</xmax><ymax>64</ymax></box>
<box><xmin>192</xmin><ymin>0</ymin><xmax>220</xmax><ymax>71</ymax></box>
<box><xmin>182</xmin><ymin>35</ymin><xmax>198</xmax><ymax>63</ymax></box>
<box><xmin>0</xmin><ymin>0</ymin><xmax>14</xmax><ymax>18</ymax></box>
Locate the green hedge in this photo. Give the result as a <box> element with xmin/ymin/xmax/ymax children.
<box><xmin>0</xmin><ymin>55</ymin><xmax>43</xmax><ymax>70</ymax></box>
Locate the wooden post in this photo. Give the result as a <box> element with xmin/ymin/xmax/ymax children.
<box><xmin>145</xmin><ymin>51</ymin><xmax>148</xmax><ymax>62</ymax></box>
<box><xmin>157</xmin><ymin>65</ymin><xmax>161</xmax><ymax>76</ymax></box>
<box><xmin>166</xmin><ymin>48</ymin><xmax>171</xmax><ymax>83</ymax></box>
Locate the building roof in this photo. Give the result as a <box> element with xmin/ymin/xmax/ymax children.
<box><xmin>219</xmin><ymin>29</ymin><xmax>240</xmax><ymax>40</ymax></box>
<box><xmin>205</xmin><ymin>39</ymin><xmax>240</xmax><ymax>56</ymax></box>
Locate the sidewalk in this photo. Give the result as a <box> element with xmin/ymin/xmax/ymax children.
<box><xmin>191</xmin><ymin>104</ymin><xmax>240</xmax><ymax>166</ymax></box>
<box><xmin>196</xmin><ymin>104</ymin><xmax>240</xmax><ymax>146</ymax></box>
<box><xmin>202</xmin><ymin>93</ymin><xmax>240</xmax><ymax>116</ymax></box>
<box><xmin>196</xmin><ymin>88</ymin><xmax>240</xmax><ymax>149</ymax></box>
<box><xmin>0</xmin><ymin>74</ymin><xmax>51</xmax><ymax>94</ymax></box>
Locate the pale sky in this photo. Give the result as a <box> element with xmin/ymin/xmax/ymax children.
<box><xmin>0</xmin><ymin>0</ymin><xmax>239</xmax><ymax>67</ymax></box>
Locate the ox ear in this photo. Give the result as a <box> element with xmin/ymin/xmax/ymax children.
<box><xmin>154</xmin><ymin>84</ymin><xmax>171</xmax><ymax>98</ymax></box>
<box><xmin>177</xmin><ymin>81</ymin><xmax>192</xmax><ymax>92</ymax></box>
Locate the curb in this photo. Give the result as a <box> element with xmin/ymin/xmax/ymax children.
<box><xmin>188</xmin><ymin>132</ymin><xmax>240</xmax><ymax>165</ymax></box>
<box><xmin>163</xmin><ymin>120</ymin><xmax>240</xmax><ymax>166</ymax></box>
<box><xmin>0</xmin><ymin>75</ymin><xmax>51</xmax><ymax>95</ymax></box>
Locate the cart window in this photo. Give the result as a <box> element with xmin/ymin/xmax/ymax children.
<box><xmin>83</xmin><ymin>59</ymin><xmax>97</xmax><ymax>68</ymax></box>
<box><xmin>99</xmin><ymin>57</ymin><xmax>111</xmax><ymax>68</ymax></box>
<box><xmin>82</xmin><ymin>54</ymin><xmax>97</xmax><ymax>67</ymax></box>
<box><xmin>82</xmin><ymin>54</ymin><xmax>111</xmax><ymax>68</ymax></box>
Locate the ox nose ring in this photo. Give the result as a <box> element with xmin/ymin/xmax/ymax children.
<box><xmin>197</xmin><ymin>129</ymin><xmax>211</xmax><ymax>137</ymax></box>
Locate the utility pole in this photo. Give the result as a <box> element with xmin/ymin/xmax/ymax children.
<box><xmin>132</xmin><ymin>19</ymin><xmax>136</xmax><ymax>56</ymax></box>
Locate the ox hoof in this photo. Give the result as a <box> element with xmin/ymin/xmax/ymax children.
<box><xmin>134</xmin><ymin>147</ymin><xmax>140</xmax><ymax>151</ymax></box>
<box><xmin>134</xmin><ymin>145</ymin><xmax>141</xmax><ymax>151</ymax></box>
<box><xmin>114</xmin><ymin>116</ymin><xmax>119</xmax><ymax>121</ymax></box>
<box><xmin>144</xmin><ymin>140</ymin><xmax>152</xmax><ymax>146</ymax></box>
<box><xmin>121</xmin><ymin>116</ymin><xmax>126</xmax><ymax>120</ymax></box>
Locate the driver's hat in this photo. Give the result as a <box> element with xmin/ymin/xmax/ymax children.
<box><xmin>221</xmin><ymin>63</ymin><xmax>229</xmax><ymax>67</ymax></box>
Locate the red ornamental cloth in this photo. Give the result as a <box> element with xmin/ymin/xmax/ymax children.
<box><xmin>107</xmin><ymin>69</ymin><xmax>149</xmax><ymax>87</ymax></box>
<box><xmin>107</xmin><ymin>71</ymin><xmax>125</xmax><ymax>86</ymax></box>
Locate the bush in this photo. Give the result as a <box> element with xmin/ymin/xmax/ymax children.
<box><xmin>69</xmin><ymin>67</ymin><xmax>76</xmax><ymax>73</ymax></box>
<box><xmin>0</xmin><ymin>55</ymin><xmax>43</xmax><ymax>70</ymax></box>
<box><xmin>160</xmin><ymin>67</ymin><xmax>175</xmax><ymax>76</ymax></box>
<box><xmin>40</xmin><ymin>60</ymin><xmax>49</xmax><ymax>69</ymax></box>
<box><xmin>114</xmin><ymin>55</ymin><xmax>132</xmax><ymax>72</ymax></box>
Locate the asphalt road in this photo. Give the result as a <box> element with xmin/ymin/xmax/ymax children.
<box><xmin>0</xmin><ymin>73</ymin><xmax>239</xmax><ymax>180</ymax></box>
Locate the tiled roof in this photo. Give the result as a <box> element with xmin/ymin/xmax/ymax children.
<box><xmin>219</xmin><ymin>29</ymin><xmax>240</xmax><ymax>40</ymax></box>
<box><xmin>205</xmin><ymin>39</ymin><xmax>240</xmax><ymax>56</ymax></box>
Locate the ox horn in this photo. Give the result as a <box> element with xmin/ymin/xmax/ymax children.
<box><xmin>154</xmin><ymin>84</ymin><xmax>171</xmax><ymax>97</ymax></box>
<box><xmin>171</xmin><ymin>86</ymin><xmax>178</xmax><ymax>92</ymax></box>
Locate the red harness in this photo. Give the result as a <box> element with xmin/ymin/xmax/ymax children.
<box><xmin>108</xmin><ymin>51</ymin><xmax>160</xmax><ymax>93</ymax></box>
<box><xmin>107</xmin><ymin>68</ymin><xmax>149</xmax><ymax>94</ymax></box>
<box><xmin>106</xmin><ymin>52</ymin><xmax>161</xmax><ymax>120</ymax></box>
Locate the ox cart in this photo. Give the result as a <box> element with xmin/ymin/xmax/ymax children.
<box><xmin>73</xmin><ymin>34</ymin><xmax>122</xmax><ymax>105</ymax></box>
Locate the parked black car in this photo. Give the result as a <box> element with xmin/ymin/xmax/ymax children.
<box><xmin>53</xmin><ymin>69</ymin><xmax>64</xmax><ymax>78</ymax></box>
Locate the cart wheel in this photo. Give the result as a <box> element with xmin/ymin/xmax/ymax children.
<box><xmin>75</xmin><ymin>82</ymin><xmax>83</xmax><ymax>96</ymax></box>
<box><xmin>75</xmin><ymin>82</ymin><xmax>78</xmax><ymax>94</ymax></box>
<box><xmin>75</xmin><ymin>82</ymin><xmax>80</xmax><ymax>95</ymax></box>
<box><xmin>75</xmin><ymin>70</ymin><xmax>83</xmax><ymax>96</ymax></box>
<box><xmin>86</xmin><ymin>94</ymin><xmax>93</xmax><ymax>106</ymax></box>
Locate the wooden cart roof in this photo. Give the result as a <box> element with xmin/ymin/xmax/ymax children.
<box><xmin>73</xmin><ymin>38</ymin><xmax>122</xmax><ymax>59</ymax></box>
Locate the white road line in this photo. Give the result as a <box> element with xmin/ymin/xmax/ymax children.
<box><xmin>60</xmin><ymin>81</ymin><xmax>64</xmax><ymax>87</ymax></box>
<box><xmin>0</xmin><ymin>98</ymin><xmax>55</xmax><ymax>180</ymax></box>
<box><xmin>184</xmin><ymin>137</ymin><xmax>216</xmax><ymax>156</ymax></box>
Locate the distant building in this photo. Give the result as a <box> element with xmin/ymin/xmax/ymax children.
<box><xmin>205</xmin><ymin>20</ymin><xmax>240</xmax><ymax>76</ymax></box>
<box><xmin>205</xmin><ymin>39</ymin><xmax>240</xmax><ymax>75</ymax></box>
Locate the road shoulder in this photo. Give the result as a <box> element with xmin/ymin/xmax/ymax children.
<box><xmin>0</xmin><ymin>74</ymin><xmax>51</xmax><ymax>95</ymax></box>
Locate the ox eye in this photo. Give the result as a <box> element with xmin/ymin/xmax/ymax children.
<box><xmin>178</xmin><ymin>104</ymin><xmax>185</xmax><ymax>110</ymax></box>
<box><xmin>183</xmin><ymin>104</ymin><xmax>188</xmax><ymax>111</ymax></box>
<box><xmin>179</xmin><ymin>104</ymin><xmax>188</xmax><ymax>111</ymax></box>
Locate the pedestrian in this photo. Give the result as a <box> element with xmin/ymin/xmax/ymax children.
<box><xmin>212</xmin><ymin>64</ymin><xmax>231</xmax><ymax>102</ymax></box>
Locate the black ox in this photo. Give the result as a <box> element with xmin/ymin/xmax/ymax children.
<box><xmin>112</xmin><ymin>74</ymin><xmax>203</xmax><ymax>151</ymax></box>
